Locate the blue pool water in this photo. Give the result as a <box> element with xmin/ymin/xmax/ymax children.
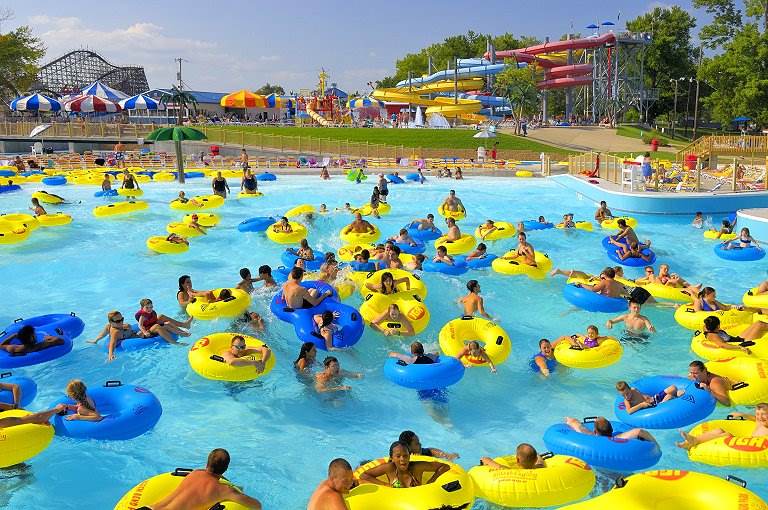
<box><xmin>0</xmin><ymin>175</ymin><xmax>765</xmax><ymax>508</ymax></box>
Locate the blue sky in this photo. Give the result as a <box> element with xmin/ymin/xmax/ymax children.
<box><xmin>5</xmin><ymin>0</ymin><xmax>705</xmax><ymax>94</ymax></box>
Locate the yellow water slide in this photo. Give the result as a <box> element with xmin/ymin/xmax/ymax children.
<box><xmin>306</xmin><ymin>106</ymin><xmax>331</xmax><ymax>126</ymax></box>
<box><xmin>372</xmin><ymin>79</ymin><xmax>484</xmax><ymax>121</ymax></box>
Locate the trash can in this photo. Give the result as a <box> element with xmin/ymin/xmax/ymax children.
<box><xmin>650</xmin><ymin>138</ymin><xmax>659</xmax><ymax>152</ymax></box>
<box><xmin>685</xmin><ymin>154</ymin><xmax>698</xmax><ymax>170</ymax></box>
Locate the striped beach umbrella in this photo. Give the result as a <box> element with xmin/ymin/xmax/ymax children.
<box><xmin>347</xmin><ymin>96</ymin><xmax>385</xmax><ymax>109</ymax></box>
<box><xmin>220</xmin><ymin>89</ymin><xmax>267</xmax><ymax>108</ymax></box>
<box><xmin>65</xmin><ymin>95</ymin><xmax>122</xmax><ymax>113</ymax></box>
<box><xmin>119</xmin><ymin>93</ymin><xmax>166</xmax><ymax>110</ymax></box>
<box><xmin>10</xmin><ymin>94</ymin><xmax>62</xmax><ymax>112</ymax></box>
<box><xmin>80</xmin><ymin>81</ymin><xmax>129</xmax><ymax>101</ymax></box>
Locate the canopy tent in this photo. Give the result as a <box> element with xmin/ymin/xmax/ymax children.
<box><xmin>119</xmin><ymin>93</ymin><xmax>165</xmax><ymax>110</ymax></box>
<box><xmin>10</xmin><ymin>94</ymin><xmax>62</xmax><ymax>112</ymax></box>
<box><xmin>324</xmin><ymin>86</ymin><xmax>348</xmax><ymax>99</ymax></box>
<box><xmin>80</xmin><ymin>81</ymin><xmax>129</xmax><ymax>101</ymax></box>
<box><xmin>220</xmin><ymin>89</ymin><xmax>267</xmax><ymax>108</ymax></box>
<box><xmin>65</xmin><ymin>95</ymin><xmax>122</xmax><ymax>113</ymax></box>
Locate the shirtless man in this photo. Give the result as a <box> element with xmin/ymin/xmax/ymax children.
<box><xmin>307</xmin><ymin>458</ymin><xmax>356</xmax><ymax>510</ymax></box>
<box><xmin>609</xmin><ymin>218</ymin><xmax>650</xmax><ymax>249</ymax></box>
<box><xmin>606</xmin><ymin>300</ymin><xmax>656</xmax><ymax>334</ymax></box>
<box><xmin>342</xmin><ymin>213</ymin><xmax>375</xmax><ymax>236</ymax></box>
<box><xmin>565</xmin><ymin>416</ymin><xmax>657</xmax><ymax>443</ymax></box>
<box><xmin>370</xmin><ymin>304</ymin><xmax>415</xmax><ymax>337</ymax></box>
<box><xmin>480</xmin><ymin>443</ymin><xmax>546</xmax><ymax>470</ymax></box>
<box><xmin>0</xmin><ymin>325</ymin><xmax>64</xmax><ymax>355</ymax></box>
<box><xmin>594</xmin><ymin>201</ymin><xmax>613</xmax><ymax>222</ymax></box>
<box><xmin>315</xmin><ymin>356</ymin><xmax>363</xmax><ymax>393</ymax></box>
<box><xmin>687</xmin><ymin>360</ymin><xmax>732</xmax><ymax>406</ymax></box>
<box><xmin>282</xmin><ymin>267</ymin><xmax>333</xmax><ymax>309</ymax></box>
<box><xmin>445</xmin><ymin>217</ymin><xmax>461</xmax><ymax>241</ymax></box>
<box><xmin>577</xmin><ymin>267</ymin><xmax>625</xmax><ymax>298</ymax></box>
<box><xmin>441</xmin><ymin>189</ymin><xmax>465</xmax><ymax>213</ymax></box>
<box><xmin>220</xmin><ymin>335</ymin><xmax>271</xmax><ymax>372</ymax></box>
<box><xmin>410</xmin><ymin>214</ymin><xmax>438</xmax><ymax>232</ymax></box>
<box><xmin>459</xmin><ymin>280</ymin><xmax>491</xmax><ymax>319</ymax></box>
<box><xmin>503</xmin><ymin>232</ymin><xmax>536</xmax><ymax>266</ymax></box>
<box><xmin>140</xmin><ymin>449</ymin><xmax>262</xmax><ymax>510</ymax></box>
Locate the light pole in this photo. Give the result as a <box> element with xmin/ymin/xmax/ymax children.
<box><xmin>691</xmin><ymin>77</ymin><xmax>700</xmax><ymax>140</ymax></box>
<box><xmin>669</xmin><ymin>78</ymin><xmax>685</xmax><ymax>138</ymax></box>
<box><xmin>684</xmin><ymin>77</ymin><xmax>693</xmax><ymax>139</ymax></box>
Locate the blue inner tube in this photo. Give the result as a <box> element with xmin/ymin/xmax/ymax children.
<box><xmin>0</xmin><ymin>185</ymin><xmax>21</xmax><ymax>194</ymax></box>
<box><xmin>94</xmin><ymin>189</ymin><xmax>118</xmax><ymax>197</ymax></box>
<box><xmin>602</xmin><ymin>236</ymin><xmax>657</xmax><ymax>267</ymax></box>
<box><xmin>543</xmin><ymin>420</ymin><xmax>661</xmax><ymax>471</ymax></box>
<box><xmin>257</xmin><ymin>172</ymin><xmax>277</xmax><ymax>181</ymax></box>
<box><xmin>529</xmin><ymin>353</ymin><xmax>558</xmax><ymax>373</ymax></box>
<box><xmin>714</xmin><ymin>242</ymin><xmax>765</xmax><ymax>262</ymax></box>
<box><xmin>51</xmin><ymin>381</ymin><xmax>162</xmax><ymax>440</ymax></box>
<box><xmin>2</xmin><ymin>314</ymin><xmax>85</xmax><ymax>339</ymax></box>
<box><xmin>349</xmin><ymin>261</ymin><xmax>380</xmax><ymax>272</ymax></box>
<box><xmin>0</xmin><ymin>373</ymin><xmax>37</xmax><ymax>407</ymax></box>
<box><xmin>394</xmin><ymin>239</ymin><xmax>425</xmax><ymax>255</ymax></box>
<box><xmin>21</xmin><ymin>171</ymin><xmax>45</xmax><ymax>177</ymax></box>
<box><xmin>269</xmin><ymin>281</ymin><xmax>337</xmax><ymax>321</ymax></box>
<box><xmin>42</xmin><ymin>175</ymin><xmax>66</xmax><ymax>186</ymax></box>
<box><xmin>101</xmin><ymin>324</ymin><xmax>178</xmax><ymax>353</ymax></box>
<box><xmin>272</xmin><ymin>266</ymin><xmax>290</xmax><ymax>283</ymax></box>
<box><xmin>562</xmin><ymin>284</ymin><xmax>627</xmax><ymax>313</ymax></box>
<box><xmin>384</xmin><ymin>356</ymin><xmax>465</xmax><ymax>390</ymax></box>
<box><xmin>406</xmin><ymin>173</ymin><xmax>424</xmax><ymax>182</ymax></box>
<box><xmin>522</xmin><ymin>220</ymin><xmax>554</xmax><ymax>231</ymax></box>
<box><xmin>613</xmin><ymin>375</ymin><xmax>716</xmax><ymax>429</ymax></box>
<box><xmin>237</xmin><ymin>216</ymin><xmax>276</xmax><ymax>233</ymax></box>
<box><xmin>456</xmin><ymin>254</ymin><xmax>498</xmax><ymax>270</ymax></box>
<box><xmin>0</xmin><ymin>314</ymin><xmax>83</xmax><ymax>369</ymax></box>
<box><xmin>422</xmin><ymin>259</ymin><xmax>469</xmax><ymax>276</ymax></box>
<box><xmin>386</xmin><ymin>174</ymin><xmax>405</xmax><ymax>184</ymax></box>
<box><xmin>184</xmin><ymin>171</ymin><xmax>205</xmax><ymax>178</ymax></box>
<box><xmin>0</xmin><ymin>170</ymin><xmax>16</xmax><ymax>177</ymax></box>
<box><xmin>281</xmin><ymin>249</ymin><xmax>323</xmax><ymax>271</ymax></box>
<box><xmin>406</xmin><ymin>223</ymin><xmax>442</xmax><ymax>242</ymax></box>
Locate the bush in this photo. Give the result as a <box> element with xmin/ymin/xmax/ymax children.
<box><xmin>624</xmin><ymin>109</ymin><xmax>640</xmax><ymax>123</ymax></box>
<box><xmin>641</xmin><ymin>135</ymin><xmax>670</xmax><ymax>146</ymax></box>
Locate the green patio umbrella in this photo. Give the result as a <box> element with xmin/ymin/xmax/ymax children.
<box><xmin>145</xmin><ymin>126</ymin><xmax>207</xmax><ymax>183</ymax></box>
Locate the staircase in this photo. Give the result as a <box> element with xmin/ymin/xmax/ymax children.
<box><xmin>676</xmin><ymin>135</ymin><xmax>768</xmax><ymax>162</ymax></box>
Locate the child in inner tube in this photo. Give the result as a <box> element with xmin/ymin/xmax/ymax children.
<box><xmin>555</xmin><ymin>325</ymin><xmax>607</xmax><ymax>350</ymax></box>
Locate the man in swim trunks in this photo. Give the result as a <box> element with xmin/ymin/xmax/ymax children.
<box><xmin>139</xmin><ymin>449</ymin><xmax>262</xmax><ymax>510</ymax></box>
<box><xmin>307</xmin><ymin>458</ymin><xmax>356</xmax><ymax>510</ymax></box>
<box><xmin>371</xmin><ymin>304</ymin><xmax>415</xmax><ymax>337</ymax></box>
<box><xmin>342</xmin><ymin>213</ymin><xmax>376</xmax><ymax>236</ymax></box>
<box><xmin>687</xmin><ymin>359</ymin><xmax>732</xmax><ymax>406</ymax></box>
<box><xmin>388</xmin><ymin>341</ymin><xmax>437</xmax><ymax>365</ymax></box>
<box><xmin>609</xmin><ymin>218</ymin><xmax>651</xmax><ymax>249</ymax></box>
<box><xmin>480</xmin><ymin>443</ymin><xmax>545</xmax><ymax>470</ymax></box>
<box><xmin>606</xmin><ymin>300</ymin><xmax>656</xmax><ymax>334</ymax></box>
<box><xmin>282</xmin><ymin>267</ymin><xmax>333</xmax><ymax>309</ymax></box>
<box><xmin>594</xmin><ymin>201</ymin><xmax>613</xmax><ymax>222</ymax></box>
<box><xmin>441</xmin><ymin>189</ymin><xmax>465</xmax><ymax>213</ymax></box>
<box><xmin>410</xmin><ymin>214</ymin><xmax>438</xmax><ymax>232</ymax></box>
<box><xmin>615</xmin><ymin>380</ymin><xmax>683</xmax><ymax>414</ymax></box>
<box><xmin>0</xmin><ymin>325</ymin><xmax>64</xmax><ymax>355</ymax></box>
<box><xmin>445</xmin><ymin>217</ymin><xmax>461</xmax><ymax>241</ymax></box>
<box><xmin>577</xmin><ymin>267</ymin><xmax>625</xmax><ymax>298</ymax></box>
<box><xmin>565</xmin><ymin>416</ymin><xmax>657</xmax><ymax>443</ymax></box>
<box><xmin>378</xmin><ymin>174</ymin><xmax>389</xmax><ymax>203</ymax></box>
<box><xmin>220</xmin><ymin>335</ymin><xmax>271</xmax><ymax>372</ymax></box>
<box><xmin>315</xmin><ymin>356</ymin><xmax>362</xmax><ymax>392</ymax></box>
<box><xmin>459</xmin><ymin>279</ymin><xmax>491</xmax><ymax>319</ymax></box>
<box><xmin>504</xmin><ymin>232</ymin><xmax>536</xmax><ymax>266</ymax></box>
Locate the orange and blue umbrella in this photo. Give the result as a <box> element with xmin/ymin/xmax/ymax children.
<box><xmin>220</xmin><ymin>89</ymin><xmax>267</xmax><ymax>108</ymax></box>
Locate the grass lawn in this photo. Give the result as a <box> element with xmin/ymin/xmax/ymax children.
<box><xmin>615</xmin><ymin>125</ymin><xmax>685</xmax><ymax>147</ymax></box>
<box><xmin>610</xmin><ymin>151</ymin><xmax>679</xmax><ymax>162</ymax></box>
<box><xmin>218</xmin><ymin>126</ymin><xmax>572</xmax><ymax>155</ymax></box>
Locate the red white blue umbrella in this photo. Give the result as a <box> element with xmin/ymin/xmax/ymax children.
<box><xmin>119</xmin><ymin>93</ymin><xmax>165</xmax><ymax>110</ymax></box>
<box><xmin>80</xmin><ymin>81</ymin><xmax>129</xmax><ymax>101</ymax></box>
<box><xmin>10</xmin><ymin>93</ymin><xmax>62</xmax><ymax>112</ymax></box>
<box><xmin>65</xmin><ymin>95</ymin><xmax>122</xmax><ymax>113</ymax></box>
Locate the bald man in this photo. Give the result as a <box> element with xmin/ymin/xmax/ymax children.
<box><xmin>307</xmin><ymin>458</ymin><xmax>356</xmax><ymax>510</ymax></box>
<box><xmin>141</xmin><ymin>449</ymin><xmax>262</xmax><ymax>510</ymax></box>
<box><xmin>479</xmin><ymin>443</ymin><xmax>546</xmax><ymax>470</ymax></box>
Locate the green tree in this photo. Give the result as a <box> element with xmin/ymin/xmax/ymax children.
<box><xmin>693</xmin><ymin>0</ymin><xmax>743</xmax><ymax>47</ymax></box>
<box><xmin>699</xmin><ymin>23</ymin><xmax>768</xmax><ymax>126</ymax></box>
<box><xmin>745</xmin><ymin>0</ymin><xmax>768</xmax><ymax>32</ymax></box>
<box><xmin>494</xmin><ymin>64</ymin><xmax>539</xmax><ymax>134</ymax></box>
<box><xmin>255</xmin><ymin>83</ymin><xmax>285</xmax><ymax>95</ymax></box>
<box><xmin>0</xmin><ymin>21</ymin><xmax>45</xmax><ymax>99</ymax></box>
<box><xmin>626</xmin><ymin>6</ymin><xmax>697</xmax><ymax>121</ymax></box>
<box><xmin>159</xmin><ymin>86</ymin><xmax>199</xmax><ymax>184</ymax></box>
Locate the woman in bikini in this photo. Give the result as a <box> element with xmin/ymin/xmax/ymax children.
<box><xmin>359</xmin><ymin>441</ymin><xmax>449</xmax><ymax>488</ymax></box>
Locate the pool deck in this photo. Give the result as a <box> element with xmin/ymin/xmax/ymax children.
<box><xmin>736</xmin><ymin>208</ymin><xmax>768</xmax><ymax>242</ymax></box>
<box><xmin>552</xmin><ymin>173</ymin><xmax>768</xmax><ymax>215</ymax></box>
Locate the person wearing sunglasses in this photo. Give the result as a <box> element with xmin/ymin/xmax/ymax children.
<box><xmin>87</xmin><ymin>310</ymin><xmax>140</xmax><ymax>361</ymax></box>
<box><xmin>220</xmin><ymin>335</ymin><xmax>271</xmax><ymax>372</ymax></box>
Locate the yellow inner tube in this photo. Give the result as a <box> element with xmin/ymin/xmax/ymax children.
<box><xmin>146</xmin><ymin>236</ymin><xmax>189</xmax><ymax>254</ymax></box>
<box><xmin>117</xmin><ymin>188</ymin><xmax>144</xmax><ymax>197</ymax></box>
<box><xmin>359</xmin><ymin>292</ymin><xmax>431</xmax><ymax>335</ymax></box>
<box><xmin>183</xmin><ymin>213</ymin><xmax>219</xmax><ymax>227</ymax></box>
<box><xmin>166</xmin><ymin>222</ymin><xmax>204</xmax><ymax>237</ymax></box>
<box><xmin>188</xmin><ymin>332</ymin><xmax>275</xmax><ymax>382</ymax></box>
<box><xmin>0</xmin><ymin>223</ymin><xmax>30</xmax><ymax>244</ymax></box>
<box><xmin>237</xmin><ymin>190</ymin><xmax>263</xmax><ymax>198</ymax></box>
<box><xmin>469</xmin><ymin>454</ymin><xmax>595</xmax><ymax>508</ymax></box>
<box><xmin>266</xmin><ymin>221</ymin><xmax>308</xmax><ymax>244</ymax></box>
<box><xmin>170</xmin><ymin>194</ymin><xmax>224</xmax><ymax>211</ymax></box>
<box><xmin>492</xmin><ymin>251</ymin><xmax>552</xmax><ymax>279</ymax></box>
<box><xmin>690</xmin><ymin>327</ymin><xmax>768</xmax><ymax>360</ymax></box>
<box><xmin>674</xmin><ymin>306</ymin><xmax>753</xmax><ymax>331</ymax></box>
<box><xmin>36</xmin><ymin>213</ymin><xmax>72</xmax><ymax>227</ymax></box>
<box><xmin>553</xmin><ymin>336</ymin><xmax>623</xmax><ymax>369</ymax></box>
<box><xmin>285</xmin><ymin>204</ymin><xmax>315</xmax><ymax>217</ymax></box>
<box><xmin>346</xmin><ymin>455</ymin><xmax>475</xmax><ymax>510</ymax></box>
<box><xmin>113</xmin><ymin>470</ymin><xmax>251</xmax><ymax>510</ymax></box>
<box><xmin>186</xmin><ymin>288</ymin><xmax>251</xmax><ymax>320</ymax></box>
<box><xmin>93</xmin><ymin>201</ymin><xmax>149</xmax><ymax>217</ymax></box>
<box><xmin>0</xmin><ymin>213</ymin><xmax>40</xmax><ymax>231</ymax></box>
<box><xmin>0</xmin><ymin>409</ymin><xmax>54</xmax><ymax>468</ymax></box>
<box><xmin>438</xmin><ymin>203</ymin><xmax>466</xmax><ymax>221</ymax></box>
<box><xmin>515</xmin><ymin>170</ymin><xmax>534</xmax><ymax>177</ymax></box>
<box><xmin>152</xmin><ymin>172</ymin><xmax>176</xmax><ymax>182</ymax></box>
<box><xmin>556</xmin><ymin>221</ymin><xmax>593</xmax><ymax>231</ymax></box>
<box><xmin>434</xmin><ymin>233</ymin><xmax>476</xmax><ymax>255</ymax></box>
<box><xmin>355</xmin><ymin>202</ymin><xmax>392</xmax><ymax>216</ymax></box>
<box><xmin>32</xmin><ymin>190</ymin><xmax>65</xmax><ymax>204</ymax></box>
<box><xmin>743</xmin><ymin>287</ymin><xmax>768</xmax><ymax>309</ymax></box>
<box><xmin>686</xmin><ymin>419</ymin><xmax>768</xmax><ymax>468</ymax></box>
<box><xmin>359</xmin><ymin>269</ymin><xmax>427</xmax><ymax>299</ymax></box>
<box><xmin>601</xmin><ymin>216</ymin><xmax>638</xmax><ymax>229</ymax></box>
<box><xmin>704</xmin><ymin>230</ymin><xmax>737</xmax><ymax>241</ymax></box>
<box><xmin>338</xmin><ymin>243</ymin><xmax>376</xmax><ymax>262</ymax></box>
<box><xmin>474</xmin><ymin>221</ymin><xmax>516</xmax><ymax>241</ymax></box>
<box><xmin>438</xmin><ymin>316</ymin><xmax>512</xmax><ymax>366</ymax></box>
<box><xmin>340</xmin><ymin>225</ymin><xmax>381</xmax><ymax>245</ymax></box>
<box><xmin>705</xmin><ymin>357</ymin><xmax>768</xmax><ymax>405</ymax></box>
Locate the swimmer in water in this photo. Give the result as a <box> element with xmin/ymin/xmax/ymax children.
<box><xmin>459</xmin><ymin>279</ymin><xmax>491</xmax><ymax>319</ymax></box>
<box><xmin>606</xmin><ymin>300</ymin><xmax>656</xmax><ymax>335</ymax></box>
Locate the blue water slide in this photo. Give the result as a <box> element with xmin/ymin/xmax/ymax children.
<box><xmin>395</xmin><ymin>63</ymin><xmax>523</xmax><ymax>88</ymax></box>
